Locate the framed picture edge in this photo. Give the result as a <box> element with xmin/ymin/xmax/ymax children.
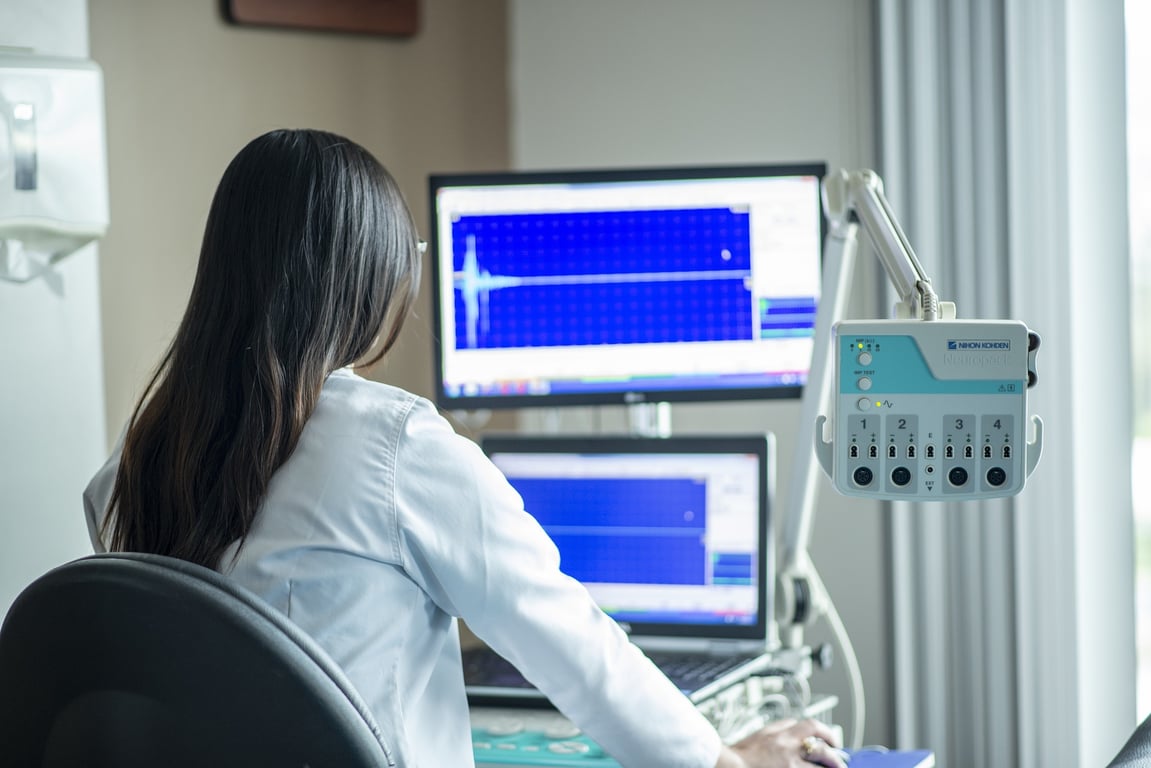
<box><xmin>221</xmin><ymin>0</ymin><xmax>420</xmax><ymax>38</ymax></box>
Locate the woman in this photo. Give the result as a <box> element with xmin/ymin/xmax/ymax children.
<box><xmin>83</xmin><ymin>129</ymin><xmax>845</xmax><ymax>768</ymax></box>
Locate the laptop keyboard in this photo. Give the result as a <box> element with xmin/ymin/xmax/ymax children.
<box><xmin>464</xmin><ymin>647</ymin><xmax>757</xmax><ymax>694</ymax></box>
<box><xmin>644</xmin><ymin>651</ymin><xmax>756</xmax><ymax>691</ymax></box>
<box><xmin>463</xmin><ymin>648</ymin><xmax>535</xmax><ymax>689</ymax></box>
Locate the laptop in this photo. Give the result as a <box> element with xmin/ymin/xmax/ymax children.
<box><xmin>464</xmin><ymin>433</ymin><xmax>777</xmax><ymax>705</ymax></box>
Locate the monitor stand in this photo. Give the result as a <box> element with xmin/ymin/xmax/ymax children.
<box><xmin>627</xmin><ymin>402</ymin><xmax>671</xmax><ymax>438</ymax></box>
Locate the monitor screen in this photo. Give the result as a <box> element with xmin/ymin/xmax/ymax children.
<box><xmin>428</xmin><ymin>163</ymin><xmax>826</xmax><ymax>410</ymax></box>
<box><xmin>482</xmin><ymin>434</ymin><xmax>773</xmax><ymax>640</ymax></box>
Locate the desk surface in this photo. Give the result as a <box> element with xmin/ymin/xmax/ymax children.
<box><xmin>473</xmin><ymin>730</ymin><xmax>933</xmax><ymax>768</ymax></box>
<box><xmin>473</xmin><ymin>748</ymin><xmax>933</xmax><ymax>768</ymax></box>
<box><xmin>471</xmin><ymin>706</ymin><xmax>933</xmax><ymax>767</ymax></box>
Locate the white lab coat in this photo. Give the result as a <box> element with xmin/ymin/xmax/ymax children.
<box><xmin>83</xmin><ymin>368</ymin><xmax>721</xmax><ymax>768</ymax></box>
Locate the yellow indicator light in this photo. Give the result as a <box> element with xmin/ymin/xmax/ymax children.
<box><xmin>857</xmin><ymin>342</ymin><xmax>864</xmax><ymax>349</ymax></box>
<box><xmin>875</xmin><ymin>401</ymin><xmax>882</xmax><ymax>408</ymax></box>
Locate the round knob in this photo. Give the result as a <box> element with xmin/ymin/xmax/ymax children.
<box><xmin>486</xmin><ymin>718</ymin><xmax>524</xmax><ymax>737</ymax></box>
<box><xmin>544</xmin><ymin>722</ymin><xmax>582</xmax><ymax>740</ymax></box>
<box><xmin>812</xmin><ymin>642</ymin><xmax>835</xmax><ymax>670</ymax></box>
<box><xmin>548</xmin><ymin>741</ymin><xmax>591</xmax><ymax>755</ymax></box>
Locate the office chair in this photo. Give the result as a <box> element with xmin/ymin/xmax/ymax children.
<box><xmin>0</xmin><ymin>552</ymin><xmax>395</xmax><ymax>768</ymax></box>
<box><xmin>1109</xmin><ymin>713</ymin><xmax>1151</xmax><ymax>767</ymax></box>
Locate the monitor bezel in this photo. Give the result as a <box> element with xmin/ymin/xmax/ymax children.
<box><xmin>480</xmin><ymin>433</ymin><xmax>774</xmax><ymax>642</ymax></box>
<box><xmin>428</xmin><ymin>162</ymin><xmax>828</xmax><ymax>411</ymax></box>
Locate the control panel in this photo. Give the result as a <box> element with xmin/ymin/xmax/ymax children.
<box><xmin>816</xmin><ymin>319</ymin><xmax>1042</xmax><ymax>501</ymax></box>
<box><xmin>471</xmin><ymin>708</ymin><xmax>620</xmax><ymax>767</ymax></box>
<box><xmin>470</xmin><ymin>674</ymin><xmax>840</xmax><ymax>766</ymax></box>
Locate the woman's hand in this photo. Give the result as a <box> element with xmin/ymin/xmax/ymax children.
<box><xmin>715</xmin><ymin>718</ymin><xmax>848</xmax><ymax>768</ymax></box>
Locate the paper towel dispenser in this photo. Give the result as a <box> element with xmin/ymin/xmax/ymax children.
<box><xmin>0</xmin><ymin>53</ymin><xmax>109</xmax><ymax>283</ymax></box>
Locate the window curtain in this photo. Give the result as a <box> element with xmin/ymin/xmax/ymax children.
<box><xmin>877</xmin><ymin>1</ymin><xmax>1134</xmax><ymax>765</ymax></box>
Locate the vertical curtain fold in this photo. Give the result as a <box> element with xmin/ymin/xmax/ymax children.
<box><xmin>878</xmin><ymin>1</ymin><xmax>1019</xmax><ymax>765</ymax></box>
<box><xmin>879</xmin><ymin>1</ymin><xmax>1134</xmax><ymax>765</ymax></box>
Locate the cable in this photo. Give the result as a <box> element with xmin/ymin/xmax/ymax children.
<box><xmin>809</xmin><ymin>566</ymin><xmax>866</xmax><ymax>751</ymax></box>
<box><xmin>758</xmin><ymin>693</ymin><xmax>794</xmax><ymax>719</ymax></box>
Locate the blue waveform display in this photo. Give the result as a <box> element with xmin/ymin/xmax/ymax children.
<box><xmin>509</xmin><ymin>475</ymin><xmax>708</xmax><ymax>586</ymax></box>
<box><xmin>758</xmin><ymin>297</ymin><xmax>820</xmax><ymax>338</ymax></box>
<box><xmin>712</xmin><ymin>553</ymin><xmax>754</xmax><ymax>585</ymax></box>
<box><xmin>451</xmin><ymin>207</ymin><xmax>755</xmax><ymax>350</ymax></box>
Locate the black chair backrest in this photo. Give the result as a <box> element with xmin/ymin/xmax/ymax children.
<box><xmin>1109</xmin><ymin>714</ymin><xmax>1151</xmax><ymax>767</ymax></box>
<box><xmin>0</xmin><ymin>553</ymin><xmax>394</xmax><ymax>768</ymax></box>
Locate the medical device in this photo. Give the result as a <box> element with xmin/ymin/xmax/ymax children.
<box><xmin>778</xmin><ymin>168</ymin><xmax>1043</xmax><ymax>630</ymax></box>
<box><xmin>815</xmin><ymin>170</ymin><xmax>1042</xmax><ymax>500</ymax></box>
<box><xmin>774</xmin><ymin>169</ymin><xmax>1043</xmax><ymax>748</ymax></box>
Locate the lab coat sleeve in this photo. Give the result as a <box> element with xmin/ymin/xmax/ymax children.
<box><xmin>392</xmin><ymin>401</ymin><xmax>723</xmax><ymax>768</ymax></box>
<box><xmin>82</xmin><ymin>441</ymin><xmax>121</xmax><ymax>553</ymax></box>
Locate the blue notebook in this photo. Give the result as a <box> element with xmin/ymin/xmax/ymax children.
<box><xmin>845</xmin><ymin>749</ymin><xmax>934</xmax><ymax>767</ymax></box>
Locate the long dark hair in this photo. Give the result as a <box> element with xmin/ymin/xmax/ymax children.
<box><xmin>104</xmin><ymin>129</ymin><xmax>421</xmax><ymax>568</ymax></box>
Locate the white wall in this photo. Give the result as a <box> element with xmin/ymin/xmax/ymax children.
<box><xmin>508</xmin><ymin>0</ymin><xmax>890</xmax><ymax>746</ymax></box>
<box><xmin>0</xmin><ymin>3</ymin><xmax>107</xmax><ymax>619</ymax></box>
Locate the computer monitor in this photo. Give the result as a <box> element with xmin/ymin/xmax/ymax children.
<box><xmin>428</xmin><ymin>162</ymin><xmax>826</xmax><ymax>410</ymax></box>
<box><xmin>481</xmin><ymin>433</ymin><xmax>773</xmax><ymax>640</ymax></box>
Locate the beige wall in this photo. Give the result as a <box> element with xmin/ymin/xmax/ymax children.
<box><xmin>89</xmin><ymin>0</ymin><xmax>510</xmax><ymax>441</ymax></box>
<box><xmin>509</xmin><ymin>0</ymin><xmax>888</xmax><ymax>746</ymax></box>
